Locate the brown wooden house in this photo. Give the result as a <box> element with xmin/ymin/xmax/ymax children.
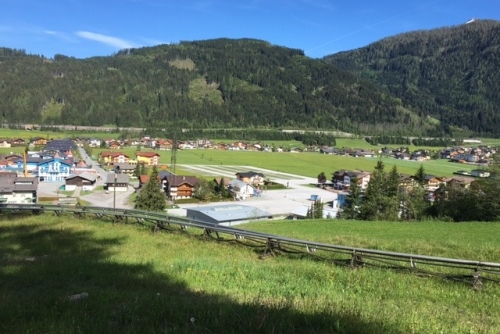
<box><xmin>165</xmin><ymin>175</ymin><xmax>198</xmax><ymax>199</ymax></box>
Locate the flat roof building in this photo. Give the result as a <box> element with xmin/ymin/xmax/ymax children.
<box><xmin>186</xmin><ymin>204</ymin><xmax>272</xmax><ymax>226</ymax></box>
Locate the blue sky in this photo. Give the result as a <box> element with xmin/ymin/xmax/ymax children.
<box><xmin>1</xmin><ymin>0</ymin><xmax>498</xmax><ymax>59</ymax></box>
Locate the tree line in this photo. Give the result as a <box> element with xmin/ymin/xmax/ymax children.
<box><xmin>339</xmin><ymin>159</ymin><xmax>500</xmax><ymax>222</ymax></box>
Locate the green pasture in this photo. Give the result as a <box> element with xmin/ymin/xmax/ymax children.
<box><xmin>244</xmin><ymin>220</ymin><xmax>500</xmax><ymax>262</ymax></box>
<box><xmin>95</xmin><ymin>147</ymin><xmax>478</xmax><ymax>178</ymax></box>
<box><xmin>1</xmin><ymin>214</ymin><xmax>498</xmax><ymax>334</ymax></box>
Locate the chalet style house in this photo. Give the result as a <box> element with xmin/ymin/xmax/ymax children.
<box><xmin>164</xmin><ymin>175</ymin><xmax>198</xmax><ymax>199</ymax></box>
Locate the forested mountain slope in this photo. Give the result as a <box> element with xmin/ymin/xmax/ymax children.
<box><xmin>325</xmin><ymin>19</ymin><xmax>500</xmax><ymax>137</ymax></box>
<box><xmin>0</xmin><ymin>40</ymin><xmax>421</xmax><ymax>135</ymax></box>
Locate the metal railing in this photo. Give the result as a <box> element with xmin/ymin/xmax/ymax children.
<box><xmin>1</xmin><ymin>203</ymin><xmax>499</xmax><ymax>288</ymax></box>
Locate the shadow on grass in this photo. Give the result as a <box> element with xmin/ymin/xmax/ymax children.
<box><xmin>0</xmin><ymin>216</ymin><xmax>402</xmax><ymax>334</ymax></box>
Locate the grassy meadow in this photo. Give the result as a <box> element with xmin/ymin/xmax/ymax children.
<box><xmin>92</xmin><ymin>146</ymin><xmax>479</xmax><ymax>178</ymax></box>
<box><xmin>244</xmin><ymin>220</ymin><xmax>500</xmax><ymax>263</ymax></box>
<box><xmin>1</xmin><ymin>213</ymin><xmax>498</xmax><ymax>334</ymax></box>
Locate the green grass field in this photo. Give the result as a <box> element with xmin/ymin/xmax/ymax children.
<box><xmin>1</xmin><ymin>213</ymin><xmax>498</xmax><ymax>333</ymax></box>
<box><xmin>244</xmin><ymin>220</ymin><xmax>500</xmax><ymax>262</ymax></box>
<box><xmin>0</xmin><ymin>126</ymin><xmax>490</xmax><ymax>179</ymax></box>
<box><xmin>93</xmin><ymin>147</ymin><xmax>478</xmax><ymax>178</ymax></box>
<box><xmin>0</xmin><ymin>128</ymin><xmax>120</xmax><ymax>140</ymax></box>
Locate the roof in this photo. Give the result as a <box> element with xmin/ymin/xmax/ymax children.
<box><xmin>43</xmin><ymin>139</ymin><xmax>76</xmax><ymax>152</ymax></box>
<box><xmin>114</xmin><ymin>162</ymin><xmax>136</xmax><ymax>170</ymax></box>
<box><xmin>0</xmin><ymin>173</ymin><xmax>38</xmax><ymax>192</ymax></box>
<box><xmin>135</xmin><ymin>151</ymin><xmax>160</xmax><ymax>157</ymax></box>
<box><xmin>100</xmin><ymin>151</ymin><xmax>129</xmax><ymax>158</ymax></box>
<box><xmin>186</xmin><ymin>204</ymin><xmax>271</xmax><ymax>224</ymax></box>
<box><xmin>66</xmin><ymin>172</ymin><xmax>98</xmax><ymax>182</ymax></box>
<box><xmin>166</xmin><ymin>175</ymin><xmax>198</xmax><ymax>186</ymax></box>
<box><xmin>105</xmin><ymin>173</ymin><xmax>130</xmax><ymax>184</ymax></box>
<box><xmin>236</xmin><ymin>171</ymin><xmax>265</xmax><ymax>178</ymax></box>
<box><xmin>229</xmin><ymin>179</ymin><xmax>254</xmax><ymax>190</ymax></box>
<box><xmin>158</xmin><ymin>170</ymin><xmax>174</xmax><ymax>179</ymax></box>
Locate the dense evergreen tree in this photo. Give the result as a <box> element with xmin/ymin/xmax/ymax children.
<box><xmin>413</xmin><ymin>164</ymin><xmax>426</xmax><ymax>185</ymax></box>
<box><xmin>359</xmin><ymin>160</ymin><xmax>398</xmax><ymax>220</ymax></box>
<box><xmin>307</xmin><ymin>199</ymin><xmax>323</xmax><ymax>219</ymax></box>
<box><xmin>135</xmin><ymin>166</ymin><xmax>166</xmax><ymax>212</ymax></box>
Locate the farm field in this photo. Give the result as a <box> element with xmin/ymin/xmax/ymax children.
<box><xmin>1</xmin><ymin>214</ymin><xmax>498</xmax><ymax>334</ymax></box>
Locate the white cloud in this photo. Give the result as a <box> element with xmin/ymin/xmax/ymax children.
<box><xmin>76</xmin><ymin>31</ymin><xmax>134</xmax><ymax>49</ymax></box>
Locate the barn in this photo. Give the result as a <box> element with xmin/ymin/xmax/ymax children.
<box><xmin>186</xmin><ymin>204</ymin><xmax>272</xmax><ymax>226</ymax></box>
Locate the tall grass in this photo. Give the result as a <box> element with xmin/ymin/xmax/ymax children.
<box><xmin>1</xmin><ymin>213</ymin><xmax>498</xmax><ymax>333</ymax></box>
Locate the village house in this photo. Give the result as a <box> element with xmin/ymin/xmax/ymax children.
<box><xmin>65</xmin><ymin>172</ymin><xmax>98</xmax><ymax>191</ymax></box>
<box><xmin>398</xmin><ymin>174</ymin><xmax>419</xmax><ymax>194</ymax></box>
<box><xmin>135</xmin><ymin>151</ymin><xmax>160</xmax><ymax>166</ymax></box>
<box><xmin>423</xmin><ymin>175</ymin><xmax>446</xmax><ymax>191</ymax></box>
<box><xmin>0</xmin><ymin>172</ymin><xmax>38</xmax><ymax>204</ymax></box>
<box><xmin>332</xmin><ymin>170</ymin><xmax>371</xmax><ymax>190</ymax></box>
<box><xmin>155</xmin><ymin>139</ymin><xmax>174</xmax><ymax>150</ymax></box>
<box><xmin>164</xmin><ymin>175</ymin><xmax>198</xmax><ymax>199</ymax></box>
<box><xmin>37</xmin><ymin>157</ymin><xmax>74</xmax><ymax>182</ymax></box>
<box><xmin>30</xmin><ymin>137</ymin><xmax>48</xmax><ymax>146</ymax></box>
<box><xmin>99</xmin><ymin>151</ymin><xmax>130</xmax><ymax>166</ymax></box>
<box><xmin>229</xmin><ymin>179</ymin><xmax>255</xmax><ymax>200</ymax></box>
<box><xmin>235</xmin><ymin>171</ymin><xmax>265</xmax><ymax>186</ymax></box>
<box><xmin>88</xmin><ymin>138</ymin><xmax>102</xmax><ymax>148</ymax></box>
<box><xmin>0</xmin><ymin>139</ymin><xmax>12</xmax><ymax>148</ymax></box>
<box><xmin>10</xmin><ymin>138</ymin><xmax>26</xmax><ymax>146</ymax></box>
<box><xmin>114</xmin><ymin>163</ymin><xmax>137</xmax><ymax>176</ymax></box>
<box><xmin>105</xmin><ymin>173</ymin><xmax>130</xmax><ymax>192</ymax></box>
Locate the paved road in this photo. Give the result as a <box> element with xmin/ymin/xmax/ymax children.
<box><xmin>77</xmin><ymin>147</ymin><xmax>136</xmax><ymax>208</ymax></box>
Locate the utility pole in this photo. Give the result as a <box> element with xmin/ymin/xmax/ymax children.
<box><xmin>170</xmin><ymin>133</ymin><xmax>177</xmax><ymax>204</ymax></box>
<box><xmin>113</xmin><ymin>172</ymin><xmax>117</xmax><ymax>211</ymax></box>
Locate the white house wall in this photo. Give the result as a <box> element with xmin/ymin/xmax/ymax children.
<box><xmin>0</xmin><ymin>192</ymin><xmax>36</xmax><ymax>204</ymax></box>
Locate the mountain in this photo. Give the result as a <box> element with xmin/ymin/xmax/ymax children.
<box><xmin>0</xmin><ymin>39</ymin><xmax>424</xmax><ymax>135</ymax></box>
<box><xmin>325</xmin><ymin>19</ymin><xmax>500</xmax><ymax>137</ymax></box>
